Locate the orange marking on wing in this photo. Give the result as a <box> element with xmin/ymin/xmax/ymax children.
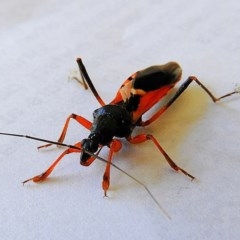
<box><xmin>110</xmin><ymin>73</ymin><xmax>136</xmax><ymax>104</ymax></box>
<box><xmin>132</xmin><ymin>85</ymin><xmax>174</xmax><ymax>123</ymax></box>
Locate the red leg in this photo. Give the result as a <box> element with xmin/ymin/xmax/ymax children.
<box><xmin>128</xmin><ymin>134</ymin><xmax>195</xmax><ymax>180</ymax></box>
<box><xmin>141</xmin><ymin>76</ymin><xmax>239</xmax><ymax>127</ymax></box>
<box><xmin>23</xmin><ymin>142</ymin><xmax>82</xmax><ymax>184</ymax></box>
<box><xmin>38</xmin><ymin>113</ymin><xmax>92</xmax><ymax>149</ymax></box>
<box><xmin>102</xmin><ymin>139</ymin><xmax>122</xmax><ymax>196</ymax></box>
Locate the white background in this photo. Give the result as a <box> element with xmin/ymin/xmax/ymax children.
<box><xmin>0</xmin><ymin>1</ymin><xmax>240</xmax><ymax>239</ymax></box>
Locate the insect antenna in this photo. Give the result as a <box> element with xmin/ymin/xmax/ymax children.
<box><xmin>0</xmin><ymin>132</ymin><xmax>170</xmax><ymax>218</ymax></box>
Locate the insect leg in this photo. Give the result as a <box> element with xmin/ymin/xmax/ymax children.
<box><xmin>128</xmin><ymin>134</ymin><xmax>195</xmax><ymax>180</ymax></box>
<box><xmin>102</xmin><ymin>139</ymin><xmax>122</xmax><ymax>196</ymax></box>
<box><xmin>76</xmin><ymin>58</ymin><xmax>106</xmax><ymax>106</ymax></box>
<box><xmin>141</xmin><ymin>76</ymin><xmax>239</xmax><ymax>126</ymax></box>
<box><xmin>23</xmin><ymin>142</ymin><xmax>82</xmax><ymax>184</ymax></box>
<box><xmin>38</xmin><ymin>114</ymin><xmax>92</xmax><ymax>149</ymax></box>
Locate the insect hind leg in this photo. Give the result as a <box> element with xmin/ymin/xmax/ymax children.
<box><xmin>141</xmin><ymin>76</ymin><xmax>239</xmax><ymax>126</ymax></box>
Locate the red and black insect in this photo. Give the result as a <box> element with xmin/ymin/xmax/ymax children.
<box><xmin>1</xmin><ymin>58</ymin><xmax>239</xmax><ymax>198</ymax></box>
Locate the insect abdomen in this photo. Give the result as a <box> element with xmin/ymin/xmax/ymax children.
<box><xmin>133</xmin><ymin>62</ymin><xmax>182</xmax><ymax>92</ymax></box>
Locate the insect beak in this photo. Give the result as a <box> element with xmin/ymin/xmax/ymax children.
<box><xmin>80</xmin><ymin>151</ymin><xmax>92</xmax><ymax>166</ymax></box>
<box><xmin>80</xmin><ymin>138</ymin><xmax>99</xmax><ymax>166</ymax></box>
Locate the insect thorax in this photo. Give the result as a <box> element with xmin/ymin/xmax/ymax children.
<box><xmin>90</xmin><ymin>105</ymin><xmax>133</xmax><ymax>145</ymax></box>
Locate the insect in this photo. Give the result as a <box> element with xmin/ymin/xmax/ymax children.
<box><xmin>1</xmin><ymin>58</ymin><xmax>239</xmax><ymax>198</ymax></box>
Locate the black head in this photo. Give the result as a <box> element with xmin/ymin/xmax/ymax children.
<box><xmin>80</xmin><ymin>133</ymin><xmax>99</xmax><ymax>165</ymax></box>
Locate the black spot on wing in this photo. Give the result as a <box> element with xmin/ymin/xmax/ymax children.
<box><xmin>133</xmin><ymin>66</ymin><xmax>176</xmax><ymax>92</ymax></box>
<box><xmin>124</xmin><ymin>94</ymin><xmax>141</xmax><ymax>112</ymax></box>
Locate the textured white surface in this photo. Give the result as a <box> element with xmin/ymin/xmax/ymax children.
<box><xmin>0</xmin><ymin>1</ymin><xmax>240</xmax><ymax>239</ymax></box>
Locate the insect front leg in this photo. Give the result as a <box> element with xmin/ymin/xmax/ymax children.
<box><xmin>38</xmin><ymin>114</ymin><xmax>92</xmax><ymax>149</ymax></box>
<box><xmin>23</xmin><ymin>142</ymin><xmax>82</xmax><ymax>184</ymax></box>
<box><xmin>141</xmin><ymin>76</ymin><xmax>239</xmax><ymax>127</ymax></box>
<box><xmin>128</xmin><ymin>134</ymin><xmax>195</xmax><ymax>180</ymax></box>
<box><xmin>102</xmin><ymin>139</ymin><xmax>122</xmax><ymax>197</ymax></box>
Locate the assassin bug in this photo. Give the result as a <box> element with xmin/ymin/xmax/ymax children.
<box><xmin>1</xmin><ymin>58</ymin><xmax>239</xmax><ymax>198</ymax></box>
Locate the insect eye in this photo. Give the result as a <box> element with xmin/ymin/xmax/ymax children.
<box><xmin>89</xmin><ymin>140</ymin><xmax>98</xmax><ymax>152</ymax></box>
<box><xmin>81</xmin><ymin>138</ymin><xmax>98</xmax><ymax>153</ymax></box>
<box><xmin>92</xmin><ymin>110</ymin><xmax>97</xmax><ymax>120</ymax></box>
